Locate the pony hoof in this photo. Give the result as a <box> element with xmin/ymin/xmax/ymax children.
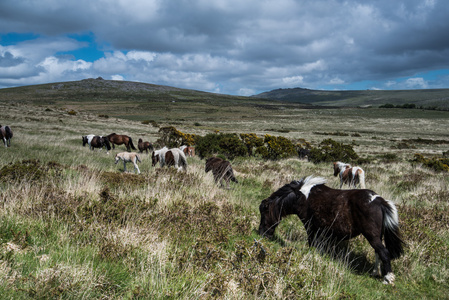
<box><xmin>382</xmin><ymin>272</ymin><xmax>395</xmax><ymax>285</ymax></box>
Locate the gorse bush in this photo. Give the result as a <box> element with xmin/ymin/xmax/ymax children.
<box><xmin>412</xmin><ymin>153</ymin><xmax>449</xmax><ymax>172</ymax></box>
<box><xmin>196</xmin><ymin>133</ymin><xmax>247</xmax><ymax>160</ymax></box>
<box><xmin>157</xmin><ymin>126</ymin><xmax>198</xmax><ymax>147</ymax></box>
<box><xmin>263</xmin><ymin>134</ymin><xmax>297</xmax><ymax>160</ymax></box>
<box><xmin>160</xmin><ymin>127</ymin><xmax>303</xmax><ymax>160</ymax></box>
<box><xmin>309</xmin><ymin>138</ymin><xmax>359</xmax><ymax>164</ymax></box>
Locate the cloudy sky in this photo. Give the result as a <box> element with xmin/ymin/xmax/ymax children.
<box><xmin>1</xmin><ymin>0</ymin><xmax>449</xmax><ymax>95</ymax></box>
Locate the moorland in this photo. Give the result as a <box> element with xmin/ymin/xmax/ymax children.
<box><xmin>0</xmin><ymin>79</ymin><xmax>448</xmax><ymax>299</ymax></box>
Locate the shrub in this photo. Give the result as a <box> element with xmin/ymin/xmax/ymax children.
<box><xmin>411</xmin><ymin>154</ymin><xmax>449</xmax><ymax>172</ymax></box>
<box><xmin>263</xmin><ymin>134</ymin><xmax>297</xmax><ymax>160</ymax></box>
<box><xmin>157</xmin><ymin>126</ymin><xmax>198</xmax><ymax>147</ymax></box>
<box><xmin>240</xmin><ymin>133</ymin><xmax>264</xmax><ymax>156</ymax></box>
<box><xmin>309</xmin><ymin>139</ymin><xmax>359</xmax><ymax>164</ymax></box>
<box><xmin>196</xmin><ymin>133</ymin><xmax>247</xmax><ymax>160</ymax></box>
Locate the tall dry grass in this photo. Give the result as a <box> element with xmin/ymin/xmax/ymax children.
<box><xmin>1</xmin><ymin>102</ymin><xmax>449</xmax><ymax>298</ymax></box>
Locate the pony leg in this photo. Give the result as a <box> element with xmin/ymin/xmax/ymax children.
<box><xmin>123</xmin><ymin>161</ymin><xmax>127</xmax><ymax>172</ymax></box>
<box><xmin>365</xmin><ymin>235</ymin><xmax>395</xmax><ymax>284</ymax></box>
<box><xmin>133</xmin><ymin>162</ymin><xmax>140</xmax><ymax>174</ymax></box>
<box><xmin>371</xmin><ymin>253</ymin><xmax>381</xmax><ymax>277</ymax></box>
<box><xmin>2</xmin><ymin>138</ymin><xmax>6</xmax><ymax>147</ymax></box>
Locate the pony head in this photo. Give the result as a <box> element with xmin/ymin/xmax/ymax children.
<box><xmin>151</xmin><ymin>152</ymin><xmax>159</xmax><ymax>166</ymax></box>
<box><xmin>82</xmin><ymin>136</ymin><xmax>88</xmax><ymax>146</ymax></box>
<box><xmin>102</xmin><ymin>137</ymin><xmax>112</xmax><ymax>151</ymax></box>
<box><xmin>258</xmin><ymin>198</ymin><xmax>279</xmax><ymax>237</ymax></box>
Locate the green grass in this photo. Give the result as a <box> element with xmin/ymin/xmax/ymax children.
<box><xmin>1</xmin><ymin>89</ymin><xmax>449</xmax><ymax>298</ymax></box>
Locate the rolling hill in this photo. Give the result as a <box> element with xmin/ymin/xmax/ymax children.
<box><xmin>254</xmin><ymin>87</ymin><xmax>449</xmax><ymax>109</ymax></box>
<box><xmin>1</xmin><ymin>78</ymin><xmax>449</xmax><ymax>110</ymax></box>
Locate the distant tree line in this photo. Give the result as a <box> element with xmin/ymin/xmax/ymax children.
<box><xmin>379</xmin><ymin>103</ymin><xmax>449</xmax><ymax>111</ymax></box>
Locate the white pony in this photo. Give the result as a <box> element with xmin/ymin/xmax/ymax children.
<box><xmin>115</xmin><ymin>152</ymin><xmax>142</xmax><ymax>174</ymax></box>
<box><xmin>333</xmin><ymin>161</ymin><xmax>366</xmax><ymax>189</ymax></box>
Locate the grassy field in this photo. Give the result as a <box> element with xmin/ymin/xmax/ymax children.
<box><xmin>1</xmin><ymin>90</ymin><xmax>449</xmax><ymax>299</ymax></box>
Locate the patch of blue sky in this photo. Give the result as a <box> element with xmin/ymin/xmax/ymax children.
<box><xmin>0</xmin><ymin>32</ymin><xmax>40</xmax><ymax>45</ymax></box>
<box><xmin>56</xmin><ymin>32</ymin><xmax>106</xmax><ymax>62</ymax></box>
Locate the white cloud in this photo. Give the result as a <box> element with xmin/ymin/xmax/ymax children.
<box><xmin>404</xmin><ymin>77</ymin><xmax>428</xmax><ymax>89</ymax></box>
<box><xmin>111</xmin><ymin>74</ymin><xmax>124</xmax><ymax>81</ymax></box>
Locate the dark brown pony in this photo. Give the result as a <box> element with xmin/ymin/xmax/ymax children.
<box><xmin>205</xmin><ymin>157</ymin><xmax>238</xmax><ymax>188</ymax></box>
<box><xmin>138</xmin><ymin>138</ymin><xmax>153</xmax><ymax>153</ymax></box>
<box><xmin>0</xmin><ymin>125</ymin><xmax>13</xmax><ymax>147</ymax></box>
<box><xmin>258</xmin><ymin>176</ymin><xmax>404</xmax><ymax>285</ymax></box>
<box><xmin>90</xmin><ymin>136</ymin><xmax>111</xmax><ymax>152</ymax></box>
<box><xmin>106</xmin><ymin>133</ymin><xmax>136</xmax><ymax>151</ymax></box>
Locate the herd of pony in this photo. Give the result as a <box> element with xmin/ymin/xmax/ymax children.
<box><xmin>2</xmin><ymin>126</ymin><xmax>401</xmax><ymax>285</ymax></box>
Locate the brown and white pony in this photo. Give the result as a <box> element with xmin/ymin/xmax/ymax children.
<box><xmin>258</xmin><ymin>176</ymin><xmax>404</xmax><ymax>285</ymax></box>
<box><xmin>152</xmin><ymin>147</ymin><xmax>187</xmax><ymax>171</ymax></box>
<box><xmin>333</xmin><ymin>161</ymin><xmax>366</xmax><ymax>188</ymax></box>
<box><xmin>115</xmin><ymin>152</ymin><xmax>141</xmax><ymax>174</ymax></box>
<box><xmin>0</xmin><ymin>125</ymin><xmax>13</xmax><ymax>147</ymax></box>
<box><xmin>106</xmin><ymin>133</ymin><xmax>136</xmax><ymax>151</ymax></box>
<box><xmin>205</xmin><ymin>157</ymin><xmax>238</xmax><ymax>188</ymax></box>
<box><xmin>180</xmin><ymin>145</ymin><xmax>195</xmax><ymax>157</ymax></box>
<box><xmin>138</xmin><ymin>138</ymin><xmax>153</xmax><ymax>153</ymax></box>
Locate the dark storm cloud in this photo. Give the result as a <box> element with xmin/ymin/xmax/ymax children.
<box><xmin>1</xmin><ymin>0</ymin><xmax>449</xmax><ymax>93</ymax></box>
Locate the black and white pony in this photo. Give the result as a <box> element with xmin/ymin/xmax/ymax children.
<box><xmin>0</xmin><ymin>125</ymin><xmax>13</xmax><ymax>147</ymax></box>
<box><xmin>82</xmin><ymin>134</ymin><xmax>111</xmax><ymax>153</ymax></box>
<box><xmin>258</xmin><ymin>176</ymin><xmax>404</xmax><ymax>285</ymax></box>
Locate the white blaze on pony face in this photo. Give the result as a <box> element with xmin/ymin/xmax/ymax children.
<box><xmin>299</xmin><ymin>176</ymin><xmax>327</xmax><ymax>199</ymax></box>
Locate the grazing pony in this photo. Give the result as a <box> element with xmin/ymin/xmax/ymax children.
<box><xmin>90</xmin><ymin>136</ymin><xmax>111</xmax><ymax>153</ymax></box>
<box><xmin>138</xmin><ymin>138</ymin><xmax>153</xmax><ymax>153</ymax></box>
<box><xmin>82</xmin><ymin>134</ymin><xmax>95</xmax><ymax>147</ymax></box>
<box><xmin>115</xmin><ymin>152</ymin><xmax>141</xmax><ymax>174</ymax></box>
<box><xmin>333</xmin><ymin>161</ymin><xmax>366</xmax><ymax>189</ymax></box>
<box><xmin>106</xmin><ymin>133</ymin><xmax>137</xmax><ymax>151</ymax></box>
<box><xmin>258</xmin><ymin>176</ymin><xmax>404</xmax><ymax>285</ymax></box>
<box><xmin>0</xmin><ymin>125</ymin><xmax>13</xmax><ymax>147</ymax></box>
<box><xmin>152</xmin><ymin>147</ymin><xmax>187</xmax><ymax>171</ymax></box>
<box><xmin>180</xmin><ymin>145</ymin><xmax>195</xmax><ymax>157</ymax></box>
<box><xmin>205</xmin><ymin>157</ymin><xmax>238</xmax><ymax>188</ymax></box>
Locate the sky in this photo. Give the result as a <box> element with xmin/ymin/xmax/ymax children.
<box><xmin>1</xmin><ymin>0</ymin><xmax>449</xmax><ymax>96</ymax></box>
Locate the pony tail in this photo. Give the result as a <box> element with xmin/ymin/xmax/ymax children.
<box><xmin>359</xmin><ymin>169</ymin><xmax>366</xmax><ymax>189</ymax></box>
<box><xmin>382</xmin><ymin>200</ymin><xmax>404</xmax><ymax>260</ymax></box>
<box><xmin>179</xmin><ymin>152</ymin><xmax>188</xmax><ymax>170</ymax></box>
<box><xmin>129</xmin><ymin>137</ymin><xmax>137</xmax><ymax>150</ymax></box>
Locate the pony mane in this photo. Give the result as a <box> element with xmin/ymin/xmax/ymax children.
<box><xmin>298</xmin><ymin>176</ymin><xmax>327</xmax><ymax>199</ymax></box>
<box><xmin>268</xmin><ymin>180</ymin><xmax>302</xmax><ymax>201</ymax></box>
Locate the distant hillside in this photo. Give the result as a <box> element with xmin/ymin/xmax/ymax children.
<box><xmin>0</xmin><ymin>77</ymin><xmax>257</xmax><ymax>106</ymax></box>
<box><xmin>254</xmin><ymin>87</ymin><xmax>449</xmax><ymax>109</ymax></box>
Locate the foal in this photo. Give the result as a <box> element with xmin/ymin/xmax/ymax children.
<box><xmin>115</xmin><ymin>152</ymin><xmax>142</xmax><ymax>174</ymax></box>
<box><xmin>333</xmin><ymin>161</ymin><xmax>366</xmax><ymax>188</ymax></box>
